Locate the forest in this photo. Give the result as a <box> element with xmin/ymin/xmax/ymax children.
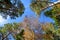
<box><xmin>0</xmin><ymin>0</ymin><xmax>60</xmax><ymax>40</ymax></box>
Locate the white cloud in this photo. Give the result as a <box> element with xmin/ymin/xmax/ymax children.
<box><xmin>0</xmin><ymin>16</ymin><xmax>8</xmax><ymax>26</ymax></box>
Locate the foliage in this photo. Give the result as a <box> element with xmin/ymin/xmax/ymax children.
<box><xmin>16</xmin><ymin>29</ymin><xmax>24</xmax><ymax>40</ymax></box>
<box><xmin>45</xmin><ymin>4</ymin><xmax>60</xmax><ymax>26</ymax></box>
<box><xmin>0</xmin><ymin>0</ymin><xmax>25</xmax><ymax>19</ymax></box>
<box><xmin>43</xmin><ymin>3</ymin><xmax>60</xmax><ymax>40</ymax></box>
<box><xmin>22</xmin><ymin>16</ymin><xmax>43</xmax><ymax>40</ymax></box>
<box><xmin>0</xmin><ymin>23</ymin><xmax>24</xmax><ymax>40</ymax></box>
<box><xmin>0</xmin><ymin>0</ymin><xmax>60</xmax><ymax>40</ymax></box>
<box><xmin>30</xmin><ymin>0</ymin><xmax>51</xmax><ymax>16</ymax></box>
<box><xmin>22</xmin><ymin>16</ymin><xmax>60</xmax><ymax>40</ymax></box>
<box><xmin>1</xmin><ymin>16</ymin><xmax>60</xmax><ymax>40</ymax></box>
<box><xmin>41</xmin><ymin>23</ymin><xmax>60</xmax><ymax>40</ymax></box>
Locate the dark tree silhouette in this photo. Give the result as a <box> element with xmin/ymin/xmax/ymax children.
<box><xmin>0</xmin><ymin>0</ymin><xmax>25</xmax><ymax>19</ymax></box>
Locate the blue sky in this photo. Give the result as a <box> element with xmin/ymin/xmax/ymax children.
<box><xmin>0</xmin><ymin>0</ymin><xmax>57</xmax><ymax>26</ymax></box>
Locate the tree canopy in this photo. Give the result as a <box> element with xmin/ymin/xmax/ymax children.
<box><xmin>30</xmin><ymin>0</ymin><xmax>53</xmax><ymax>16</ymax></box>
<box><xmin>45</xmin><ymin>3</ymin><xmax>60</xmax><ymax>26</ymax></box>
<box><xmin>0</xmin><ymin>0</ymin><xmax>25</xmax><ymax>19</ymax></box>
<box><xmin>0</xmin><ymin>0</ymin><xmax>60</xmax><ymax>40</ymax></box>
<box><xmin>1</xmin><ymin>16</ymin><xmax>60</xmax><ymax>40</ymax></box>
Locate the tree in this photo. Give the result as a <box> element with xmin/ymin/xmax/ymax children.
<box><xmin>30</xmin><ymin>0</ymin><xmax>53</xmax><ymax>16</ymax></box>
<box><xmin>0</xmin><ymin>0</ymin><xmax>60</xmax><ymax>40</ymax></box>
<box><xmin>40</xmin><ymin>23</ymin><xmax>60</xmax><ymax>40</ymax></box>
<box><xmin>0</xmin><ymin>0</ymin><xmax>25</xmax><ymax>19</ymax></box>
<box><xmin>45</xmin><ymin>4</ymin><xmax>60</xmax><ymax>26</ymax></box>
<box><xmin>30</xmin><ymin>0</ymin><xmax>60</xmax><ymax>16</ymax></box>
<box><xmin>0</xmin><ymin>23</ymin><xmax>24</xmax><ymax>40</ymax></box>
<box><xmin>30</xmin><ymin>0</ymin><xmax>60</xmax><ymax>26</ymax></box>
<box><xmin>29</xmin><ymin>1</ymin><xmax>60</xmax><ymax>40</ymax></box>
<box><xmin>22</xmin><ymin>16</ymin><xmax>60</xmax><ymax>40</ymax></box>
<box><xmin>1</xmin><ymin>16</ymin><xmax>60</xmax><ymax>40</ymax></box>
<box><xmin>21</xmin><ymin>16</ymin><xmax>43</xmax><ymax>40</ymax></box>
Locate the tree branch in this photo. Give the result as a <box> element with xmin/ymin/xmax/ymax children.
<box><xmin>2</xmin><ymin>32</ymin><xmax>11</xmax><ymax>40</ymax></box>
<box><xmin>41</xmin><ymin>0</ymin><xmax>60</xmax><ymax>11</ymax></box>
